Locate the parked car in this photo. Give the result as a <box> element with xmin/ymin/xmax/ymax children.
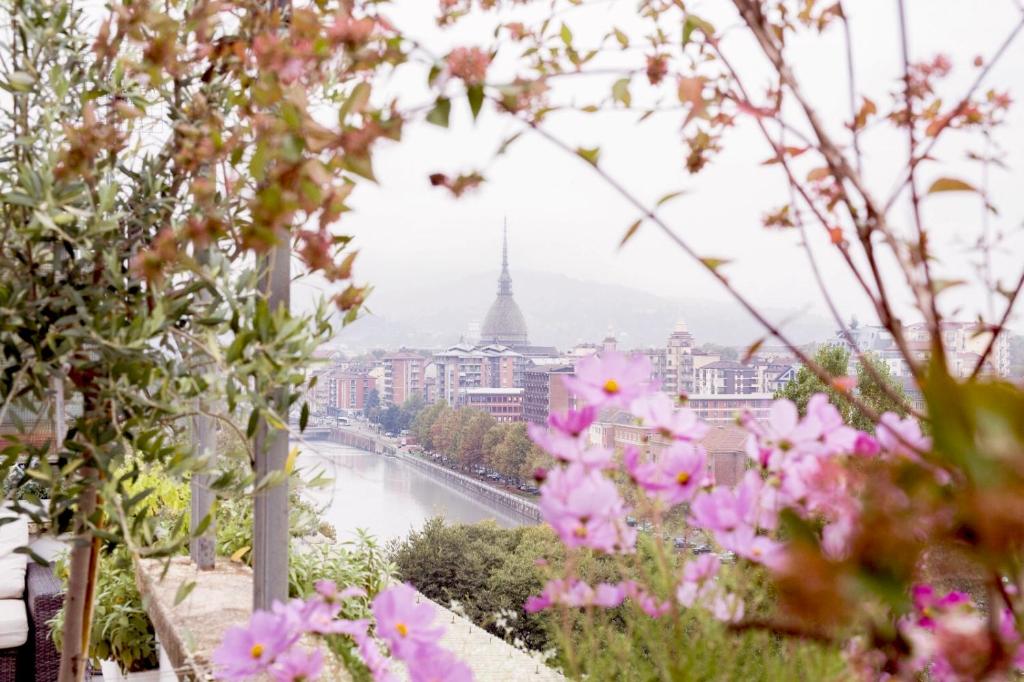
<box><xmin>691</xmin><ymin>544</ymin><xmax>712</xmax><ymax>555</ymax></box>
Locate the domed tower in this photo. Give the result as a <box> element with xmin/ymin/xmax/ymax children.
<box><xmin>480</xmin><ymin>223</ymin><xmax>529</xmax><ymax>347</ymax></box>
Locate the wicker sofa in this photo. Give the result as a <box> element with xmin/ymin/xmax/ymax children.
<box><xmin>0</xmin><ymin>560</ymin><xmax>64</xmax><ymax>682</ymax></box>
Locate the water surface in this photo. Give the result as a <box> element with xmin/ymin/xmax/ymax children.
<box><xmin>296</xmin><ymin>440</ymin><xmax>531</xmax><ymax>543</ymax></box>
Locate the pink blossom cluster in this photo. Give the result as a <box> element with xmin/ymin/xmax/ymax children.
<box><xmin>526</xmin><ymin>350</ymin><xmax>937</xmax><ymax>628</ymax></box>
<box><xmin>446</xmin><ymin>47</ymin><xmax>490</xmax><ymax>85</ymax></box>
<box><xmin>896</xmin><ymin>584</ymin><xmax>1024</xmax><ymax>681</ymax></box>
<box><xmin>212</xmin><ymin>581</ymin><xmax>472</xmax><ymax>682</ymax></box>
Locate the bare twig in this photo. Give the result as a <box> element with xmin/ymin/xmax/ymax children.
<box><xmin>971</xmin><ymin>268</ymin><xmax>1024</xmax><ymax>378</ymax></box>
<box><xmin>883</xmin><ymin>13</ymin><xmax>1024</xmax><ymax>213</ymax></box>
<box><xmin>897</xmin><ymin>0</ymin><xmax>946</xmax><ymax>369</ymax></box>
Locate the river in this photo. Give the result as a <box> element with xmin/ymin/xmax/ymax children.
<box><xmin>295</xmin><ymin>440</ymin><xmax>533</xmax><ymax>543</ymax></box>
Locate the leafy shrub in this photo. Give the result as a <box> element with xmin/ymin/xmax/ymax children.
<box><xmin>51</xmin><ymin>547</ymin><xmax>159</xmax><ymax>673</ymax></box>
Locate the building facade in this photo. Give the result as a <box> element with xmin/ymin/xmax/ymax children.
<box><xmin>457</xmin><ymin>387</ymin><xmax>524</xmax><ymax>423</ymax></box>
<box><xmin>523</xmin><ymin>365</ymin><xmax>575</xmax><ymax>424</ymax></box>
<box><xmin>687</xmin><ymin>393</ymin><xmax>774</xmax><ymax>425</ymax></box>
<box><xmin>337</xmin><ymin>372</ymin><xmax>376</xmax><ymax>412</ymax></box>
<box><xmin>432</xmin><ymin>343</ymin><xmax>526</xmax><ymax>404</ymax></box>
<box><xmin>694</xmin><ymin>360</ymin><xmax>759</xmax><ymax>395</ymax></box>
<box><xmin>663</xmin><ymin>321</ymin><xmax>695</xmax><ymax>397</ymax></box>
<box><xmin>381</xmin><ymin>352</ymin><xmax>426</xmax><ymax>406</ymax></box>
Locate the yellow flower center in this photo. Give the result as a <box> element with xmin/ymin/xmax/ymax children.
<box><xmin>603</xmin><ymin>378</ymin><xmax>620</xmax><ymax>395</ymax></box>
<box><xmin>574</xmin><ymin>524</ymin><xmax>588</xmax><ymax>538</ymax></box>
<box><xmin>676</xmin><ymin>471</ymin><xmax>690</xmax><ymax>485</ymax></box>
<box><xmin>250</xmin><ymin>643</ymin><xmax>264</xmax><ymax>659</ymax></box>
<box><xmin>396</xmin><ymin>622</ymin><xmax>409</xmax><ymax>637</ymax></box>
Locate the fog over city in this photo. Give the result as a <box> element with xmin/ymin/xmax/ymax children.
<box><xmin>287</xmin><ymin>0</ymin><xmax>1024</xmax><ymax>350</ymax></box>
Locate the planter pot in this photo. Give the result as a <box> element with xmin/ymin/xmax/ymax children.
<box><xmin>99</xmin><ymin>660</ymin><xmax>165</xmax><ymax>681</ymax></box>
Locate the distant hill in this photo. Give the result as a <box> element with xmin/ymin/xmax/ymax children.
<box><xmin>330</xmin><ymin>270</ymin><xmax>833</xmax><ymax>352</ymax></box>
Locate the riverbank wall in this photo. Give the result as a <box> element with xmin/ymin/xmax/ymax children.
<box><xmin>320</xmin><ymin>427</ymin><xmax>542</xmax><ymax>524</ymax></box>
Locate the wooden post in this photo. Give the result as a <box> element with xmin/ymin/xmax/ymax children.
<box><xmin>253</xmin><ymin>237</ymin><xmax>290</xmax><ymax>610</ymax></box>
<box><xmin>189</xmin><ymin>409</ymin><xmax>216</xmax><ymax>570</ymax></box>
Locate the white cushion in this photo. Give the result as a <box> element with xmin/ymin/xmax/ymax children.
<box><xmin>0</xmin><ymin>599</ymin><xmax>27</xmax><ymax>649</ymax></box>
<box><xmin>0</xmin><ymin>518</ymin><xmax>27</xmax><ymax>558</ymax></box>
<box><xmin>0</xmin><ymin>553</ymin><xmax>26</xmax><ymax>600</ymax></box>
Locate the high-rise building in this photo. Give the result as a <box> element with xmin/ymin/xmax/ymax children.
<box><xmin>381</xmin><ymin>352</ymin><xmax>426</xmax><ymax>406</ymax></box>
<box><xmin>337</xmin><ymin>372</ymin><xmax>376</xmax><ymax>412</ymax></box>
<box><xmin>523</xmin><ymin>365</ymin><xmax>576</xmax><ymax>424</ymax></box>
<box><xmin>664</xmin><ymin>320</ymin><xmax>695</xmax><ymax>397</ymax></box>
<box><xmin>694</xmin><ymin>360</ymin><xmax>759</xmax><ymax>394</ymax></box>
<box><xmin>432</xmin><ymin>343</ymin><xmax>526</xmax><ymax>404</ymax></box>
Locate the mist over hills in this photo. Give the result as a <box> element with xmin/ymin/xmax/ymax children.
<box><xmin>331</xmin><ymin>270</ymin><xmax>834</xmax><ymax>352</ymax></box>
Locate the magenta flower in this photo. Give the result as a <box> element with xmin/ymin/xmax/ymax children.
<box><xmin>356</xmin><ymin>632</ymin><xmax>398</xmax><ymax>682</ymax></box>
<box><xmin>213</xmin><ymin>611</ymin><xmax>295</xmax><ymax>680</ymax></box>
<box><xmin>563</xmin><ymin>351</ymin><xmax>653</xmax><ymax>408</ymax></box>
<box><xmin>526</xmin><ymin>578</ymin><xmax>628</xmax><ymax>612</ymax></box>
<box><xmin>631</xmin><ymin>392</ymin><xmax>708</xmax><ymax>441</ymax></box>
<box><xmin>853</xmin><ymin>432</ymin><xmax>881</xmax><ymax>457</ymax></box>
<box><xmin>271</xmin><ymin>646</ymin><xmax>324</xmax><ymax>682</ymax></box>
<box><xmin>539</xmin><ymin>463</ymin><xmax>635</xmax><ymax>553</ymax></box>
<box><xmin>315</xmin><ymin>579</ymin><xmax>366</xmax><ymax>604</ymax></box>
<box><xmin>548</xmin><ymin>406</ymin><xmax>597</xmax><ymax>437</ymax></box>
<box><xmin>371</xmin><ymin>583</ymin><xmax>445</xmax><ymax>660</ymax></box>
<box><xmin>729</xmin><ymin>526</ymin><xmax>785</xmax><ymax>568</ymax></box>
<box><xmin>877</xmin><ymin>412</ymin><xmax>932</xmax><ymax>459</ymax></box>
<box><xmin>409</xmin><ymin>647</ymin><xmax>474</xmax><ymax>682</ymax></box>
<box><xmin>912</xmin><ymin>584</ymin><xmax>972</xmax><ymax>629</ymax></box>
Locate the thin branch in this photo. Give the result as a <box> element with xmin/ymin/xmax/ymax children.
<box><xmin>897</xmin><ymin>0</ymin><xmax>946</xmax><ymax>370</ymax></box>
<box><xmin>837</xmin><ymin>3</ymin><xmax>863</xmax><ymax>177</ymax></box>
<box><xmin>971</xmin><ymin>267</ymin><xmax>1024</xmax><ymax>378</ymax></box>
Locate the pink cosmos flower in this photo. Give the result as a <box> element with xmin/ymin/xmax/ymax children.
<box><xmin>271</xmin><ymin>646</ymin><xmax>324</xmax><ymax>682</ymax></box>
<box><xmin>548</xmin><ymin>406</ymin><xmax>597</xmax><ymax>437</ymax></box>
<box><xmin>853</xmin><ymin>432</ymin><xmax>881</xmax><ymax>456</ymax></box>
<box><xmin>729</xmin><ymin>526</ymin><xmax>785</xmax><ymax>568</ymax></box>
<box><xmin>525</xmin><ymin>579</ymin><xmax>627</xmax><ymax>612</ymax></box>
<box><xmin>563</xmin><ymin>351</ymin><xmax>653</xmax><ymax>409</ymax></box>
<box><xmin>712</xmin><ymin>593</ymin><xmax>745</xmax><ymax>623</ymax></box>
<box><xmin>631</xmin><ymin>392</ymin><xmax>709</xmax><ymax>441</ymax></box>
<box><xmin>689</xmin><ymin>470</ymin><xmax>761</xmax><ymax>547</ymax></box>
<box><xmin>744</xmin><ymin>399</ymin><xmax>820</xmax><ymax>469</ymax></box>
<box><xmin>804</xmin><ymin>393</ymin><xmax>858</xmax><ymax>455</ymax></box>
<box><xmin>912</xmin><ymin>584</ymin><xmax>971</xmax><ymax>629</ymax></box>
<box><xmin>626</xmin><ymin>442</ymin><xmax>706</xmax><ymax>507</ymax></box>
<box><xmin>528</xmin><ymin>421</ymin><xmax>613</xmax><ymax>469</ymax></box>
<box><xmin>213</xmin><ymin>611</ymin><xmax>295</xmax><ymax>680</ymax></box>
<box><xmin>409</xmin><ymin>647</ymin><xmax>474</xmax><ymax>682</ymax></box>
<box><xmin>539</xmin><ymin>463</ymin><xmax>635</xmax><ymax>553</ymax></box>
<box><xmin>676</xmin><ymin>554</ymin><xmax>720</xmax><ymax>607</ymax></box>
<box><xmin>356</xmin><ymin>632</ymin><xmax>397</xmax><ymax>682</ymax></box>
<box><xmin>877</xmin><ymin>412</ymin><xmax>932</xmax><ymax>459</ymax></box>
<box><xmin>315</xmin><ymin>579</ymin><xmax>366</xmax><ymax>603</ymax></box>
<box><xmin>372</xmin><ymin>583</ymin><xmax>445</xmax><ymax>660</ymax></box>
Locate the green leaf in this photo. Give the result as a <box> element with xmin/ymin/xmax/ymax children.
<box><xmin>300</xmin><ymin>402</ymin><xmax>310</xmax><ymax>432</ymax></box>
<box><xmin>611</xmin><ymin>78</ymin><xmax>631</xmax><ymax>107</ymax></box>
<box><xmin>619</xmin><ymin>219</ymin><xmax>643</xmax><ymax>249</ymax></box>
<box><xmin>560</xmin><ymin>23</ymin><xmax>573</xmax><ymax>46</ymax></box>
<box><xmin>174</xmin><ymin>580</ymin><xmax>197</xmax><ymax>606</ymax></box>
<box><xmin>467</xmin><ymin>84</ymin><xmax>485</xmax><ymax>120</ymax></box>
<box><xmin>425</xmin><ymin>97</ymin><xmax>451</xmax><ymax>127</ymax></box>
<box><xmin>339</xmin><ymin>82</ymin><xmax>372</xmax><ymax>122</ymax></box>
<box><xmin>700</xmin><ymin>257</ymin><xmax>731</xmax><ymax>272</ymax></box>
<box><xmin>613</xmin><ymin>28</ymin><xmax>629</xmax><ymax>49</ymax></box>
<box><xmin>683</xmin><ymin>14</ymin><xmax>715</xmax><ymax>46</ymax></box>
<box><xmin>927</xmin><ymin>177</ymin><xmax>978</xmax><ymax>194</ymax></box>
<box><xmin>656</xmin><ymin>190</ymin><xmax>687</xmax><ymax>207</ymax></box>
<box><xmin>576</xmin><ymin>146</ymin><xmax>601</xmax><ymax>166</ymax></box>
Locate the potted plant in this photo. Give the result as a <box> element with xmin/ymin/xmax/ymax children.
<box><xmin>51</xmin><ymin>547</ymin><xmax>160</xmax><ymax>680</ymax></box>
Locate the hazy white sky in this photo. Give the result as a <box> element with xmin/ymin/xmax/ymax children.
<box><xmin>303</xmin><ymin>0</ymin><xmax>1024</xmax><ymax>340</ymax></box>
